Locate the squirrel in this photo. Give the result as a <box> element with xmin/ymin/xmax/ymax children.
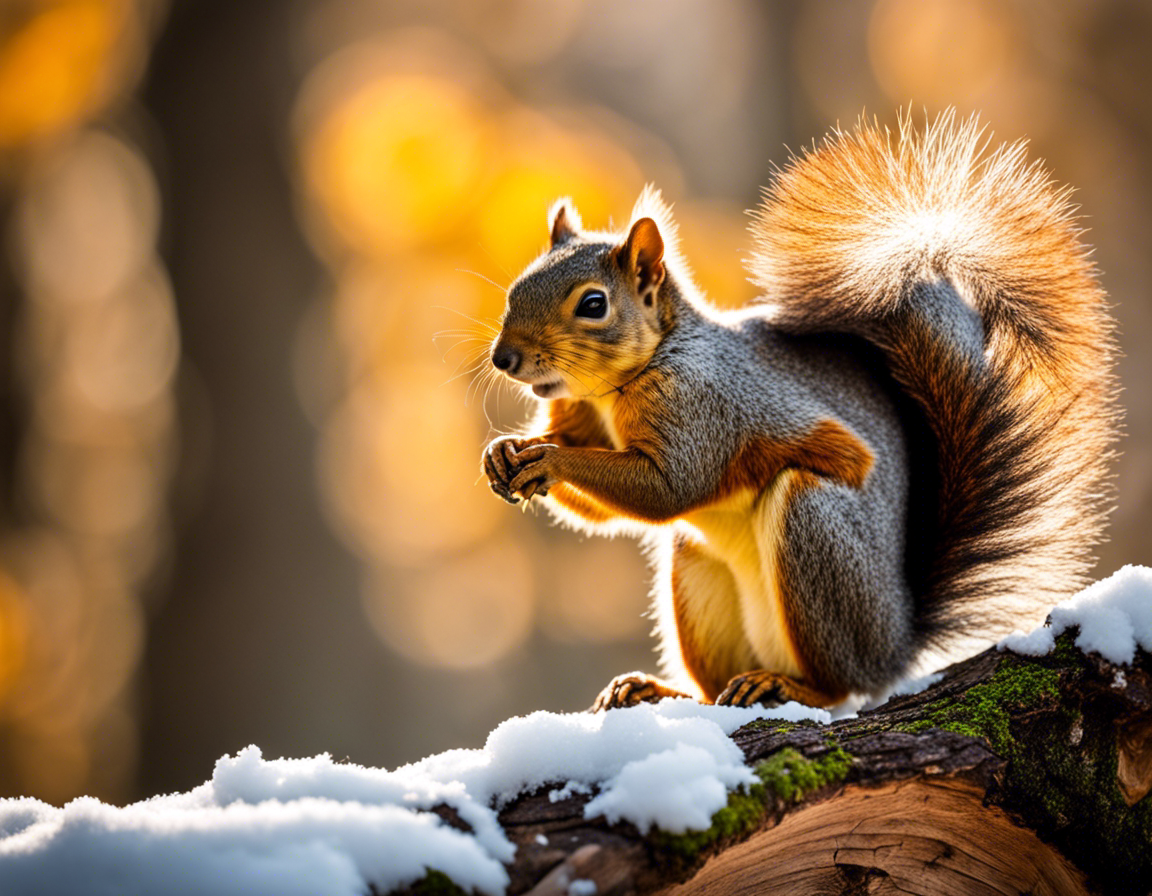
<box><xmin>480</xmin><ymin>111</ymin><xmax>1119</xmax><ymax>710</ymax></box>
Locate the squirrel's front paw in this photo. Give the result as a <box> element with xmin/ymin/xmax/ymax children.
<box><xmin>506</xmin><ymin>443</ymin><xmax>558</xmax><ymax>502</ymax></box>
<box><xmin>715</xmin><ymin>670</ymin><xmax>839</xmax><ymax>709</ymax></box>
<box><xmin>482</xmin><ymin>437</ymin><xmax>522</xmax><ymax>504</ymax></box>
<box><xmin>590</xmin><ymin>672</ymin><xmax>692</xmax><ymax>712</ymax></box>
<box><xmin>482</xmin><ymin>437</ymin><xmax>552</xmax><ymax>504</ymax></box>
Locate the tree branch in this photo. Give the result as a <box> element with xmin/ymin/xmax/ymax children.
<box><xmin>394</xmin><ymin>632</ymin><xmax>1152</xmax><ymax>896</ymax></box>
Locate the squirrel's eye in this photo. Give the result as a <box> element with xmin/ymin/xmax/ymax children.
<box><xmin>575</xmin><ymin>289</ymin><xmax>608</xmax><ymax>319</ymax></box>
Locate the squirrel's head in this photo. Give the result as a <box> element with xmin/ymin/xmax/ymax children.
<box><xmin>491</xmin><ymin>192</ymin><xmax>677</xmax><ymax>400</ymax></box>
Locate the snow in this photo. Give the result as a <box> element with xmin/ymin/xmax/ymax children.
<box><xmin>584</xmin><ymin>742</ymin><xmax>749</xmax><ymax>834</ymax></box>
<box><xmin>999</xmin><ymin>565</ymin><xmax>1152</xmax><ymax>664</ymax></box>
<box><xmin>549</xmin><ymin>781</ymin><xmax>591</xmax><ymax>802</ymax></box>
<box><xmin>0</xmin><ymin>699</ymin><xmax>819</xmax><ymax>895</ymax></box>
<box><xmin>10</xmin><ymin>565</ymin><xmax>1141</xmax><ymax>895</ymax></box>
<box><xmin>0</xmin><ymin>793</ymin><xmax>505</xmax><ymax>896</ymax></box>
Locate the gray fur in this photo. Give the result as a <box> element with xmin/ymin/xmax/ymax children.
<box><xmin>645</xmin><ymin>295</ymin><xmax>914</xmax><ymax>693</ymax></box>
<box><xmin>484</xmin><ymin>115</ymin><xmax>1118</xmax><ymax>703</ymax></box>
<box><xmin>494</xmin><ymin>227</ymin><xmax>919</xmax><ymax>696</ymax></box>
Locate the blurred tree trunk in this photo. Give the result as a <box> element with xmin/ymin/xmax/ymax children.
<box><xmin>0</xmin><ymin>193</ymin><xmax>21</xmax><ymax>526</ymax></box>
<box><xmin>0</xmin><ymin>193</ymin><xmax>26</xmax><ymax>797</ymax></box>
<box><xmin>137</xmin><ymin>0</ymin><xmax>367</xmax><ymax>798</ymax></box>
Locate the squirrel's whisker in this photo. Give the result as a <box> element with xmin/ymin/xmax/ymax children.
<box><xmin>451</xmin><ymin>269</ymin><xmax>510</xmax><ymax>293</ymax></box>
<box><xmin>551</xmin><ymin>349</ymin><xmax>623</xmax><ymax>398</ymax></box>
<box><xmin>442</xmin><ymin>354</ymin><xmax>490</xmax><ymax>388</ymax></box>
<box><xmin>434</xmin><ymin>305</ymin><xmax>502</xmax><ymax>334</ymax></box>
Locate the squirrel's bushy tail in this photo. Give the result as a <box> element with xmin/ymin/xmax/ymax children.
<box><xmin>747</xmin><ymin>110</ymin><xmax>1120</xmax><ymax>651</ymax></box>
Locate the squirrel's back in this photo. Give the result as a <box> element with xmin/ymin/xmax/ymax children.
<box><xmin>746</xmin><ymin>110</ymin><xmax>1120</xmax><ymax>654</ymax></box>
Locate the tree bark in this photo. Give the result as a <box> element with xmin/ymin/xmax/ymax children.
<box><xmin>395</xmin><ymin>632</ymin><xmax>1152</xmax><ymax>896</ymax></box>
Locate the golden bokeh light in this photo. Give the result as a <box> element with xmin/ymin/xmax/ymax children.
<box><xmin>326</xmin><ymin>260</ymin><xmax>502</xmax><ymax>380</ymax></box>
<box><xmin>64</xmin><ymin>267</ymin><xmax>180</xmax><ymax>415</ymax></box>
<box><xmin>0</xmin><ymin>529</ymin><xmax>146</xmax><ymax>803</ymax></box>
<box><xmin>464</xmin><ymin>0</ymin><xmax>586</xmax><ymax>67</ymax></box>
<box><xmin>539</xmin><ymin>539</ymin><xmax>651</xmax><ymax>644</ymax></box>
<box><xmin>476</xmin><ymin>107</ymin><xmax>645</xmax><ymax>274</ymax></box>
<box><xmin>26</xmin><ymin>440</ymin><xmax>160</xmax><ymax>537</ymax></box>
<box><xmin>1</xmin><ymin>0</ymin><xmax>175</xmax><ymax>800</ymax></box>
<box><xmin>317</xmin><ymin>371</ymin><xmax>504</xmax><ymax>567</ymax></box>
<box><xmin>0</xmin><ymin>573</ymin><xmax>29</xmax><ymax>703</ymax></box>
<box><xmin>17</xmin><ymin>128</ymin><xmax>160</xmax><ymax>302</ymax></box>
<box><xmin>672</xmin><ymin>200</ymin><xmax>759</xmax><ymax>310</ymax></box>
<box><xmin>303</xmin><ymin>72</ymin><xmax>493</xmax><ymax>258</ymax></box>
<box><xmin>0</xmin><ymin>533</ymin><xmax>86</xmax><ymax>718</ymax></box>
<box><xmin>791</xmin><ymin>3</ymin><xmax>884</xmax><ymax>127</ymax></box>
<box><xmin>868</xmin><ymin>0</ymin><xmax>1015</xmax><ymax>107</ymax></box>
<box><xmin>0</xmin><ymin>0</ymin><xmax>138</xmax><ymax>150</ymax></box>
<box><xmin>363</xmin><ymin>537</ymin><xmax>535</xmax><ymax>670</ymax></box>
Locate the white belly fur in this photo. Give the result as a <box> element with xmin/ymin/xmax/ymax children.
<box><xmin>681</xmin><ymin>472</ymin><xmax>803</xmax><ymax>680</ymax></box>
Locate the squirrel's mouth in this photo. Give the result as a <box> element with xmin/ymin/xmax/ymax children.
<box><xmin>531</xmin><ymin>377</ymin><xmax>567</xmax><ymax>398</ymax></box>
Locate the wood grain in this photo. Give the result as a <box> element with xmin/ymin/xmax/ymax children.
<box><xmin>656</xmin><ymin>777</ymin><xmax>1087</xmax><ymax>896</ymax></box>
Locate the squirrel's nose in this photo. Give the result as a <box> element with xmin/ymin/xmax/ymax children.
<box><xmin>492</xmin><ymin>344</ymin><xmax>522</xmax><ymax>375</ymax></box>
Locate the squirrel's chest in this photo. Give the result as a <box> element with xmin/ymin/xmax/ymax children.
<box><xmin>589</xmin><ymin>394</ymin><xmax>626</xmax><ymax>450</ymax></box>
<box><xmin>676</xmin><ymin>479</ymin><xmax>803</xmax><ymax>685</ymax></box>
<box><xmin>682</xmin><ymin>489</ymin><xmax>764</xmax><ymax>584</ymax></box>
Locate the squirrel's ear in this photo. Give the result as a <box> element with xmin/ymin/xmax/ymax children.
<box><xmin>549</xmin><ymin>199</ymin><xmax>582</xmax><ymax>248</ymax></box>
<box><xmin>616</xmin><ymin>217</ymin><xmax>665</xmax><ymax>304</ymax></box>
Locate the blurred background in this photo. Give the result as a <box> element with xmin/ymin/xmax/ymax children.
<box><xmin>0</xmin><ymin>0</ymin><xmax>1148</xmax><ymax>805</ymax></box>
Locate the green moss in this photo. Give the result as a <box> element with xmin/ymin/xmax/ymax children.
<box><xmin>665</xmin><ymin>639</ymin><xmax>1146</xmax><ymax>889</ymax></box>
<box><xmin>912</xmin><ymin>658</ymin><xmax>1060</xmax><ymax>755</ymax></box>
<box><xmin>1049</xmin><ymin>633</ymin><xmax>1083</xmax><ymax>664</ymax></box>
<box><xmin>738</xmin><ymin>718</ymin><xmax>811</xmax><ymax>734</ymax></box>
<box><xmin>930</xmin><ymin>635</ymin><xmax>1151</xmax><ymax>889</ymax></box>
<box><xmin>756</xmin><ymin>747</ymin><xmax>853</xmax><ymax>803</ymax></box>
<box><xmin>406</xmin><ymin>870</ymin><xmax>468</xmax><ymax>896</ymax></box>
<box><xmin>1003</xmin><ymin>703</ymin><xmax>1152</xmax><ymax>886</ymax></box>
<box><xmin>657</xmin><ymin>780</ymin><xmax>774</xmax><ymax>859</ymax></box>
<box><xmin>892</xmin><ymin>718</ymin><xmax>934</xmax><ymax>735</ymax></box>
<box><xmin>655</xmin><ymin>746</ymin><xmax>853</xmax><ymax>861</ymax></box>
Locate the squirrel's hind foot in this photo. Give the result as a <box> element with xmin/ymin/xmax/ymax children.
<box><xmin>590</xmin><ymin>672</ymin><xmax>692</xmax><ymax>712</ymax></box>
<box><xmin>716</xmin><ymin>670</ymin><xmax>842</xmax><ymax>709</ymax></box>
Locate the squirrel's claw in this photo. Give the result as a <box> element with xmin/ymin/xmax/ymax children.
<box><xmin>482</xmin><ymin>437</ymin><xmax>556</xmax><ymax>503</ymax></box>
<box><xmin>590</xmin><ymin>672</ymin><xmax>691</xmax><ymax>712</ymax></box>
<box><xmin>482</xmin><ymin>437</ymin><xmax>522</xmax><ymax>500</ymax></box>
<box><xmin>489</xmin><ymin>480</ymin><xmax>519</xmax><ymax>504</ymax></box>
<box><xmin>508</xmin><ymin>448</ymin><xmax>555</xmax><ymax>498</ymax></box>
<box><xmin>716</xmin><ymin>670</ymin><xmax>839</xmax><ymax>709</ymax></box>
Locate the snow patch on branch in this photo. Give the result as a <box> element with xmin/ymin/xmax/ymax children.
<box><xmin>0</xmin><ymin>699</ymin><xmax>822</xmax><ymax>895</ymax></box>
<box><xmin>999</xmin><ymin>565</ymin><xmax>1152</xmax><ymax>664</ymax></box>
